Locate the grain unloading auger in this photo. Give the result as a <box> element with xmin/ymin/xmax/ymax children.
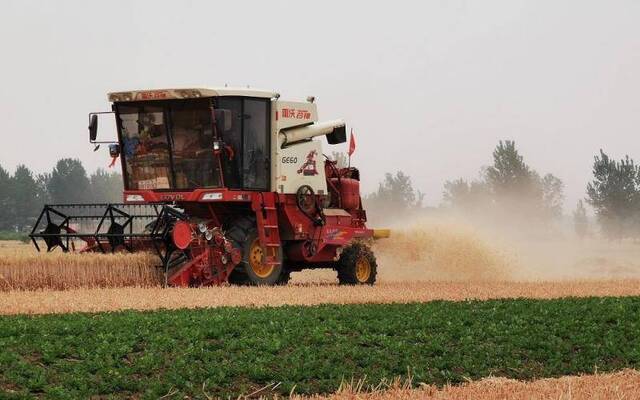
<box><xmin>30</xmin><ymin>87</ymin><xmax>390</xmax><ymax>287</ymax></box>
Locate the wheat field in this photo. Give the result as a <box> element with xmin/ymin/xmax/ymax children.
<box><xmin>0</xmin><ymin>221</ymin><xmax>572</xmax><ymax>290</ymax></box>
<box><xmin>1</xmin><ymin>223</ymin><xmax>515</xmax><ymax>291</ymax></box>
<box><xmin>2</xmin><ymin>280</ymin><xmax>640</xmax><ymax>315</ymax></box>
<box><xmin>0</xmin><ymin>241</ymin><xmax>161</xmax><ymax>291</ymax></box>
<box><xmin>4</xmin><ymin>219</ymin><xmax>640</xmax><ymax>316</ymax></box>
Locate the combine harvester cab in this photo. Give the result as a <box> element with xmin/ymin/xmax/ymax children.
<box><xmin>30</xmin><ymin>87</ymin><xmax>389</xmax><ymax>287</ymax></box>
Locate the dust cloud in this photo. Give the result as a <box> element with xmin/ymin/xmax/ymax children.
<box><xmin>295</xmin><ymin>211</ymin><xmax>640</xmax><ymax>284</ymax></box>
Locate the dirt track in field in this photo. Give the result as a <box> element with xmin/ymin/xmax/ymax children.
<box><xmin>298</xmin><ymin>369</ymin><xmax>640</xmax><ymax>400</ymax></box>
<box><xmin>2</xmin><ymin>279</ymin><xmax>639</xmax><ymax>315</ymax></box>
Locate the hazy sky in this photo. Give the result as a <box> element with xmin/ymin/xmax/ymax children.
<box><xmin>1</xmin><ymin>1</ymin><xmax>639</xmax><ymax>211</ymax></box>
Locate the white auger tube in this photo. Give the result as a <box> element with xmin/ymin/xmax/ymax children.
<box><xmin>280</xmin><ymin>119</ymin><xmax>346</xmax><ymax>146</ymax></box>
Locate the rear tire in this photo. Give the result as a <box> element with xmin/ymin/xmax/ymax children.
<box><xmin>226</xmin><ymin>216</ymin><xmax>285</xmax><ymax>286</ymax></box>
<box><xmin>276</xmin><ymin>270</ymin><xmax>291</xmax><ymax>285</ymax></box>
<box><xmin>337</xmin><ymin>242</ymin><xmax>377</xmax><ymax>285</ymax></box>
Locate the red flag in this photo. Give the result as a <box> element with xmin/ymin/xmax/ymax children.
<box><xmin>348</xmin><ymin>129</ymin><xmax>356</xmax><ymax>156</ymax></box>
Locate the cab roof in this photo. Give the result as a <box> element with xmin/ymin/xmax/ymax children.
<box><xmin>108</xmin><ymin>87</ymin><xmax>279</xmax><ymax>102</ymax></box>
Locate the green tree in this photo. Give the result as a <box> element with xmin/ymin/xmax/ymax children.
<box><xmin>48</xmin><ymin>159</ymin><xmax>92</xmax><ymax>204</ymax></box>
<box><xmin>443</xmin><ymin>179</ymin><xmax>472</xmax><ymax>208</ymax></box>
<box><xmin>442</xmin><ymin>179</ymin><xmax>490</xmax><ymax>211</ymax></box>
<box><xmin>541</xmin><ymin>173</ymin><xmax>564</xmax><ymax>219</ymax></box>
<box><xmin>90</xmin><ymin>169</ymin><xmax>123</xmax><ymax>203</ymax></box>
<box><xmin>484</xmin><ymin>140</ymin><xmax>538</xmax><ymax>198</ymax></box>
<box><xmin>443</xmin><ymin>140</ymin><xmax>564</xmax><ymax>222</ymax></box>
<box><xmin>35</xmin><ymin>173</ymin><xmax>51</xmax><ymax>205</ymax></box>
<box><xmin>573</xmin><ymin>200</ymin><xmax>588</xmax><ymax>239</ymax></box>
<box><xmin>365</xmin><ymin>171</ymin><xmax>424</xmax><ymax>215</ymax></box>
<box><xmin>586</xmin><ymin>150</ymin><xmax>640</xmax><ymax>238</ymax></box>
<box><xmin>12</xmin><ymin>165</ymin><xmax>40</xmax><ymax>231</ymax></box>
<box><xmin>0</xmin><ymin>164</ymin><xmax>14</xmax><ymax>231</ymax></box>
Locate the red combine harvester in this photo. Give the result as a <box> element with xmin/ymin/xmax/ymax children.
<box><xmin>30</xmin><ymin>87</ymin><xmax>389</xmax><ymax>286</ymax></box>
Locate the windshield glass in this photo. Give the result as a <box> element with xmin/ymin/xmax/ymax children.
<box><xmin>118</xmin><ymin>100</ymin><xmax>222</xmax><ymax>190</ymax></box>
<box><xmin>169</xmin><ymin>100</ymin><xmax>220</xmax><ymax>189</ymax></box>
<box><xmin>119</xmin><ymin>104</ymin><xmax>172</xmax><ymax>190</ymax></box>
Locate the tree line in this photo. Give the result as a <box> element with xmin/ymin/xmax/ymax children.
<box><xmin>441</xmin><ymin>140</ymin><xmax>640</xmax><ymax>239</ymax></box>
<box><xmin>2</xmin><ymin>144</ymin><xmax>638</xmax><ymax>239</ymax></box>
<box><xmin>442</xmin><ymin>140</ymin><xmax>564</xmax><ymax>230</ymax></box>
<box><xmin>0</xmin><ymin>159</ymin><xmax>122</xmax><ymax>232</ymax></box>
<box><xmin>366</xmin><ymin>141</ymin><xmax>640</xmax><ymax>240</ymax></box>
<box><xmin>585</xmin><ymin>150</ymin><xmax>640</xmax><ymax>239</ymax></box>
<box><xmin>363</xmin><ymin>141</ymin><xmax>565</xmax><ymax>228</ymax></box>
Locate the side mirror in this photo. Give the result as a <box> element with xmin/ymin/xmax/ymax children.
<box><xmin>214</xmin><ymin>109</ymin><xmax>233</xmax><ymax>133</ymax></box>
<box><xmin>89</xmin><ymin>114</ymin><xmax>98</xmax><ymax>142</ymax></box>
<box><xmin>108</xmin><ymin>143</ymin><xmax>120</xmax><ymax>157</ymax></box>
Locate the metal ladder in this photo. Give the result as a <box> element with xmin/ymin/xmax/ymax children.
<box><xmin>252</xmin><ymin>192</ymin><xmax>282</xmax><ymax>266</ymax></box>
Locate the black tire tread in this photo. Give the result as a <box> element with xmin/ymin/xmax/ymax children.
<box><xmin>276</xmin><ymin>271</ymin><xmax>291</xmax><ymax>285</ymax></box>
<box><xmin>337</xmin><ymin>241</ymin><xmax>377</xmax><ymax>285</ymax></box>
<box><xmin>225</xmin><ymin>216</ymin><xmax>256</xmax><ymax>285</ymax></box>
<box><xmin>226</xmin><ymin>215</ymin><xmax>286</xmax><ymax>286</ymax></box>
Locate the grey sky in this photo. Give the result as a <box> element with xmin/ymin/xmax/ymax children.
<box><xmin>1</xmin><ymin>1</ymin><xmax>639</xmax><ymax>210</ymax></box>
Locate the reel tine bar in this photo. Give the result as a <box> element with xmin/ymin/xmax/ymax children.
<box><xmin>29</xmin><ymin>203</ymin><xmax>164</xmax><ymax>253</ymax></box>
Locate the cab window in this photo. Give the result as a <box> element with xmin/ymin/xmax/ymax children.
<box><xmin>216</xmin><ymin>97</ymin><xmax>270</xmax><ymax>191</ymax></box>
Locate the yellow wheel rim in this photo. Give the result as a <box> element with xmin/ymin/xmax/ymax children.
<box><xmin>249</xmin><ymin>238</ymin><xmax>275</xmax><ymax>279</ymax></box>
<box><xmin>355</xmin><ymin>256</ymin><xmax>371</xmax><ymax>282</ymax></box>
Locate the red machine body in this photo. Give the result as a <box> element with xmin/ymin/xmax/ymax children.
<box><xmin>116</xmin><ymin>162</ymin><xmax>374</xmax><ymax>285</ymax></box>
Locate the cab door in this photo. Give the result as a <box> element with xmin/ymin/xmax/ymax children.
<box><xmin>242</xmin><ymin>98</ymin><xmax>270</xmax><ymax>191</ymax></box>
<box><xmin>217</xmin><ymin>97</ymin><xmax>270</xmax><ymax>191</ymax></box>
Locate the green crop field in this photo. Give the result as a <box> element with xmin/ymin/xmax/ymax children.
<box><xmin>0</xmin><ymin>232</ymin><xmax>29</xmax><ymax>242</ymax></box>
<box><xmin>1</xmin><ymin>297</ymin><xmax>639</xmax><ymax>399</ymax></box>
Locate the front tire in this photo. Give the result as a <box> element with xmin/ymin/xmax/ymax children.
<box><xmin>337</xmin><ymin>242</ymin><xmax>377</xmax><ymax>285</ymax></box>
<box><xmin>227</xmin><ymin>217</ymin><xmax>285</xmax><ymax>285</ymax></box>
